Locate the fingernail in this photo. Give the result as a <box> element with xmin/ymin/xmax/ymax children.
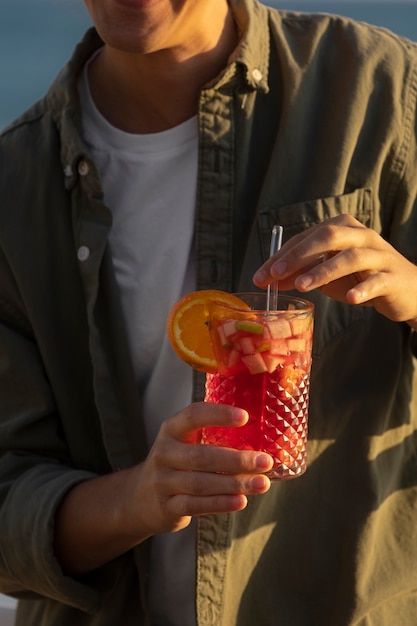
<box><xmin>271</xmin><ymin>261</ymin><xmax>287</xmax><ymax>277</ymax></box>
<box><xmin>251</xmin><ymin>475</ymin><xmax>269</xmax><ymax>491</ymax></box>
<box><xmin>295</xmin><ymin>274</ymin><xmax>313</xmax><ymax>290</ymax></box>
<box><xmin>253</xmin><ymin>268</ymin><xmax>267</xmax><ymax>283</ymax></box>
<box><xmin>231</xmin><ymin>408</ymin><xmax>249</xmax><ymax>424</ymax></box>
<box><xmin>255</xmin><ymin>453</ymin><xmax>272</xmax><ymax>470</ymax></box>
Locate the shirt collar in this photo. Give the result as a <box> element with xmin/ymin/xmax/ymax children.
<box><xmin>229</xmin><ymin>0</ymin><xmax>271</xmax><ymax>93</ymax></box>
<box><xmin>46</xmin><ymin>0</ymin><xmax>272</xmax><ymax>182</ymax></box>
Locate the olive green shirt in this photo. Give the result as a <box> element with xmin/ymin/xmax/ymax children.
<box><xmin>1</xmin><ymin>1</ymin><xmax>417</xmax><ymax>624</ymax></box>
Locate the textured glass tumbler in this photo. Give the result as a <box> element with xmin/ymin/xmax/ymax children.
<box><xmin>202</xmin><ymin>293</ymin><xmax>314</xmax><ymax>480</ymax></box>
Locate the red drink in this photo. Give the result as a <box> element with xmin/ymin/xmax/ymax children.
<box><xmin>202</xmin><ymin>293</ymin><xmax>314</xmax><ymax>480</ymax></box>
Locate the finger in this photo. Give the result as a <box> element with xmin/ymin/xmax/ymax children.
<box><xmin>169</xmin><ymin>493</ymin><xmax>249</xmax><ymax>517</ymax></box>
<box><xmin>272</xmin><ymin>221</ymin><xmax>370</xmax><ymax>280</ymax></box>
<box><xmin>346</xmin><ymin>271</ymin><xmax>390</xmax><ymax>306</ymax></box>
<box><xmin>345</xmin><ymin>257</ymin><xmax>417</xmax><ymax>320</ymax></box>
<box><xmin>293</xmin><ymin>246</ymin><xmax>386</xmax><ymax>292</ymax></box>
<box><xmin>253</xmin><ymin>229</ymin><xmax>317</xmax><ymax>286</ymax></box>
<box><xmin>168</xmin><ymin>472</ymin><xmax>271</xmax><ymax>517</ymax></box>
<box><xmin>253</xmin><ymin>217</ymin><xmax>368</xmax><ymax>287</ymax></box>
<box><xmin>160</xmin><ymin>440</ymin><xmax>273</xmax><ymax>474</ymax></box>
<box><xmin>167</xmin><ymin>468</ymin><xmax>271</xmax><ymax>499</ymax></box>
<box><xmin>162</xmin><ymin>402</ymin><xmax>248</xmax><ymax>442</ymax></box>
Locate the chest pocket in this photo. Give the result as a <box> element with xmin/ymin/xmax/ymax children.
<box><xmin>258</xmin><ymin>188</ymin><xmax>374</xmax><ymax>358</ymax></box>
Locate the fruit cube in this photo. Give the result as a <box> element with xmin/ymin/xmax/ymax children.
<box><xmin>290</xmin><ymin>316</ymin><xmax>311</xmax><ymax>336</ymax></box>
<box><xmin>226</xmin><ymin>348</ymin><xmax>241</xmax><ymax>369</ymax></box>
<box><xmin>254</xmin><ymin>340</ymin><xmax>271</xmax><ymax>353</ymax></box>
<box><xmin>217</xmin><ymin>324</ymin><xmax>231</xmax><ymax>348</ymax></box>
<box><xmin>242</xmin><ymin>353</ymin><xmax>268</xmax><ymax>374</ymax></box>
<box><xmin>287</xmin><ymin>337</ymin><xmax>306</xmax><ymax>352</ymax></box>
<box><xmin>266</xmin><ymin>319</ymin><xmax>292</xmax><ymax>339</ymax></box>
<box><xmin>239</xmin><ymin>337</ymin><xmax>256</xmax><ymax>354</ymax></box>
<box><xmin>236</xmin><ymin>320</ymin><xmax>264</xmax><ymax>335</ymax></box>
<box><xmin>221</xmin><ymin>319</ymin><xmax>239</xmax><ymax>338</ymax></box>
<box><xmin>263</xmin><ymin>354</ymin><xmax>286</xmax><ymax>373</ymax></box>
<box><xmin>270</xmin><ymin>339</ymin><xmax>289</xmax><ymax>356</ymax></box>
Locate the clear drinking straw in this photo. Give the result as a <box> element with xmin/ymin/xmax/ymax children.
<box><xmin>266</xmin><ymin>224</ymin><xmax>283</xmax><ymax>311</ymax></box>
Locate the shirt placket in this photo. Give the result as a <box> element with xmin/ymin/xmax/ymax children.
<box><xmin>194</xmin><ymin>80</ymin><xmax>236</xmax><ymax>626</ymax></box>
<box><xmin>69</xmin><ymin>156</ymin><xmax>145</xmax><ymax>471</ymax></box>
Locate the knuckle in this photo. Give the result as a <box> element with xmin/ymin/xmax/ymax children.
<box><xmin>170</xmin><ymin>494</ymin><xmax>191</xmax><ymax>519</ymax></box>
<box><xmin>185</xmin><ymin>402</ymin><xmax>205</xmax><ymax>428</ymax></box>
<box><xmin>339</xmin><ymin>213</ymin><xmax>358</xmax><ymax>226</ymax></box>
<box><xmin>147</xmin><ymin>444</ymin><xmax>164</xmax><ymax>468</ymax></box>
<box><xmin>319</xmin><ymin>223</ymin><xmax>341</xmax><ymax>248</ymax></box>
<box><xmin>236</xmin><ymin>451</ymin><xmax>256</xmax><ymax>473</ymax></box>
<box><xmin>232</xmin><ymin>476</ymin><xmax>248</xmax><ymax>493</ymax></box>
<box><xmin>230</xmin><ymin>474</ymin><xmax>258</xmax><ymax>495</ymax></box>
<box><xmin>184</xmin><ymin>471</ymin><xmax>207</xmax><ymax>495</ymax></box>
<box><xmin>346</xmin><ymin>247</ymin><xmax>363</xmax><ymax>267</ymax></box>
<box><xmin>346</xmin><ymin>247</ymin><xmax>373</xmax><ymax>275</ymax></box>
<box><xmin>373</xmin><ymin>271</ymin><xmax>388</xmax><ymax>294</ymax></box>
<box><xmin>328</xmin><ymin>213</ymin><xmax>358</xmax><ymax>228</ymax></box>
<box><xmin>320</xmin><ymin>262</ymin><xmax>335</xmax><ymax>282</ymax></box>
<box><xmin>158</xmin><ymin>418</ymin><xmax>171</xmax><ymax>436</ymax></box>
<box><xmin>185</xmin><ymin>444</ymin><xmax>206</xmax><ymax>470</ymax></box>
<box><xmin>290</xmin><ymin>244</ymin><xmax>307</xmax><ymax>263</ymax></box>
<box><xmin>185</xmin><ymin>403</ymin><xmax>197</xmax><ymax>426</ymax></box>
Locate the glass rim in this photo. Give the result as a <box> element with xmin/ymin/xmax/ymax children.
<box><xmin>222</xmin><ymin>292</ymin><xmax>314</xmax><ymax>314</ymax></box>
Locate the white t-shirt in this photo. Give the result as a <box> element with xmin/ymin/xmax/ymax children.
<box><xmin>79</xmin><ymin>55</ymin><xmax>198</xmax><ymax>626</ymax></box>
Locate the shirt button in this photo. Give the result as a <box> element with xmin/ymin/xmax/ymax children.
<box><xmin>78</xmin><ymin>160</ymin><xmax>90</xmax><ymax>176</ymax></box>
<box><xmin>77</xmin><ymin>246</ymin><xmax>90</xmax><ymax>262</ymax></box>
<box><xmin>252</xmin><ymin>68</ymin><xmax>263</xmax><ymax>82</ymax></box>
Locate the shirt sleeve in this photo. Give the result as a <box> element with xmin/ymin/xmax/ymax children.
<box><xmin>0</xmin><ymin>318</ymin><xmax>101</xmax><ymax>612</ymax></box>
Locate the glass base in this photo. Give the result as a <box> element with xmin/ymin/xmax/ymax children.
<box><xmin>266</xmin><ymin>461</ymin><xmax>307</xmax><ymax>481</ymax></box>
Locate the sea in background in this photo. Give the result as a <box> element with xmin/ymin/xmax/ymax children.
<box><xmin>1</xmin><ymin>1</ymin><xmax>417</xmax><ymax>130</ymax></box>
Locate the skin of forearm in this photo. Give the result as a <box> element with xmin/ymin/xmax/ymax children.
<box><xmin>53</xmin><ymin>466</ymin><xmax>150</xmax><ymax>575</ymax></box>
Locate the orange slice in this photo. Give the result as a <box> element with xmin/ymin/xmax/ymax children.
<box><xmin>166</xmin><ymin>290</ymin><xmax>249</xmax><ymax>372</ymax></box>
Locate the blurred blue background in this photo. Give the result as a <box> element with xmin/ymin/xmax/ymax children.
<box><xmin>1</xmin><ymin>1</ymin><xmax>417</xmax><ymax>130</ymax></box>
<box><xmin>0</xmin><ymin>0</ymin><xmax>91</xmax><ymax>130</ymax></box>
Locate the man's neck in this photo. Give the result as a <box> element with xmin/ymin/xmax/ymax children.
<box><xmin>87</xmin><ymin>8</ymin><xmax>238</xmax><ymax>134</ymax></box>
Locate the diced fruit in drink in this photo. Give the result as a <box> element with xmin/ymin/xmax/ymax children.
<box><xmin>210</xmin><ymin>306</ymin><xmax>313</xmax><ymax>378</ymax></box>
<box><xmin>240</xmin><ymin>336</ymin><xmax>256</xmax><ymax>354</ymax></box>
<box><xmin>263</xmin><ymin>354</ymin><xmax>286</xmax><ymax>373</ymax></box>
<box><xmin>226</xmin><ymin>348</ymin><xmax>241</xmax><ymax>369</ymax></box>
<box><xmin>266</xmin><ymin>318</ymin><xmax>292</xmax><ymax>339</ymax></box>
<box><xmin>216</xmin><ymin>324</ymin><xmax>231</xmax><ymax>348</ymax></box>
<box><xmin>287</xmin><ymin>337</ymin><xmax>306</xmax><ymax>352</ymax></box>
<box><xmin>221</xmin><ymin>319</ymin><xmax>239</xmax><ymax>338</ymax></box>
<box><xmin>290</xmin><ymin>316</ymin><xmax>312</xmax><ymax>335</ymax></box>
<box><xmin>242</xmin><ymin>353</ymin><xmax>268</xmax><ymax>374</ymax></box>
<box><xmin>236</xmin><ymin>320</ymin><xmax>264</xmax><ymax>335</ymax></box>
<box><xmin>270</xmin><ymin>339</ymin><xmax>289</xmax><ymax>356</ymax></box>
<box><xmin>255</xmin><ymin>341</ymin><xmax>271</xmax><ymax>353</ymax></box>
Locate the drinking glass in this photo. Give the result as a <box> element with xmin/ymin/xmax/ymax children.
<box><xmin>202</xmin><ymin>293</ymin><xmax>314</xmax><ymax>480</ymax></box>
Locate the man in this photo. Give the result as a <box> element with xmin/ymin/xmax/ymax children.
<box><xmin>1</xmin><ymin>0</ymin><xmax>417</xmax><ymax>624</ymax></box>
